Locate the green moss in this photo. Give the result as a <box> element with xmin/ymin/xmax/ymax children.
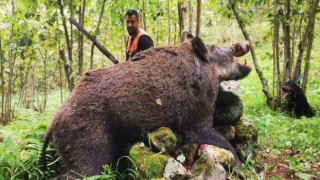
<box><xmin>148</xmin><ymin>127</ymin><xmax>177</xmax><ymax>153</ymax></box>
<box><xmin>129</xmin><ymin>142</ymin><xmax>170</xmax><ymax>179</ymax></box>
<box><xmin>193</xmin><ymin>156</ymin><xmax>215</xmax><ymax>177</ymax></box>
<box><xmin>234</xmin><ymin>117</ymin><xmax>258</xmax><ymax>143</ymax></box>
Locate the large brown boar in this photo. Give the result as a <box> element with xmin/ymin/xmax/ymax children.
<box><xmin>38</xmin><ymin>37</ymin><xmax>251</xmax><ymax>179</ymax></box>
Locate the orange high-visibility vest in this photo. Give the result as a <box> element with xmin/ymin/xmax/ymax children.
<box><xmin>126</xmin><ymin>29</ymin><xmax>147</xmax><ymax>60</ymax></box>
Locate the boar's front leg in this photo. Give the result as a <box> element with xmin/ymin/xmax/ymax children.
<box><xmin>184</xmin><ymin>125</ymin><xmax>240</xmax><ymax>164</ymax></box>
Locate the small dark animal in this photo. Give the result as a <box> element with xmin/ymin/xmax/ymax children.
<box><xmin>38</xmin><ymin>36</ymin><xmax>251</xmax><ymax>179</ymax></box>
<box><xmin>282</xmin><ymin>80</ymin><xmax>315</xmax><ymax>118</ymax></box>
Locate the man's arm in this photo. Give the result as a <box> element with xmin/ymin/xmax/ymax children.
<box><xmin>137</xmin><ymin>35</ymin><xmax>154</xmax><ymax>52</ymax></box>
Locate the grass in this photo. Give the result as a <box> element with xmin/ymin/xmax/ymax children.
<box><xmin>236</xmin><ymin>26</ymin><xmax>320</xmax><ymax>178</ymax></box>
<box><xmin>0</xmin><ymin>91</ymin><xmax>64</xmax><ymax>179</ymax></box>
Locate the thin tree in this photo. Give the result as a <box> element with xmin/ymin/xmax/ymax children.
<box><xmin>39</xmin><ymin>49</ymin><xmax>48</xmax><ymax>112</ymax></box>
<box><xmin>156</xmin><ymin>0</ymin><xmax>160</xmax><ymax>46</ymax></box>
<box><xmin>272</xmin><ymin>0</ymin><xmax>281</xmax><ymax>109</ymax></box>
<box><xmin>57</xmin><ymin>0</ymin><xmax>75</xmax><ymax>91</ymax></box>
<box><xmin>229</xmin><ymin>0</ymin><xmax>273</xmax><ymax>105</ymax></box>
<box><xmin>90</xmin><ymin>0</ymin><xmax>107</xmax><ymax>69</ymax></box>
<box><xmin>302</xmin><ymin>13</ymin><xmax>316</xmax><ymax>93</ymax></box>
<box><xmin>178</xmin><ymin>1</ymin><xmax>187</xmax><ymax>42</ymax></box>
<box><xmin>78</xmin><ymin>0</ymin><xmax>86</xmax><ymax>75</ymax></box>
<box><xmin>168</xmin><ymin>0</ymin><xmax>171</xmax><ymax>44</ymax></box>
<box><xmin>56</xmin><ymin>12</ymin><xmax>64</xmax><ymax>103</ymax></box>
<box><xmin>4</xmin><ymin>0</ymin><xmax>18</xmax><ymax>124</ymax></box>
<box><xmin>290</xmin><ymin>16</ymin><xmax>299</xmax><ymax>75</ymax></box>
<box><xmin>142</xmin><ymin>0</ymin><xmax>146</xmax><ymax>31</ymax></box>
<box><xmin>0</xmin><ymin>34</ymin><xmax>4</xmax><ymax>124</ymax></box>
<box><xmin>188</xmin><ymin>0</ymin><xmax>194</xmax><ymax>34</ymax></box>
<box><xmin>282</xmin><ymin>0</ymin><xmax>291</xmax><ymax>82</ymax></box>
<box><xmin>293</xmin><ymin>0</ymin><xmax>319</xmax><ymax>80</ymax></box>
<box><xmin>195</xmin><ymin>0</ymin><xmax>201</xmax><ymax>36</ymax></box>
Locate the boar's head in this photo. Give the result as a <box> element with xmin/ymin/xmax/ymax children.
<box><xmin>192</xmin><ymin>36</ymin><xmax>251</xmax><ymax>81</ymax></box>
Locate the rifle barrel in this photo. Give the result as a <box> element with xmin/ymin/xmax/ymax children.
<box><xmin>69</xmin><ymin>17</ymin><xmax>96</xmax><ymax>43</ymax></box>
<box><xmin>68</xmin><ymin>16</ymin><xmax>119</xmax><ymax>64</ymax></box>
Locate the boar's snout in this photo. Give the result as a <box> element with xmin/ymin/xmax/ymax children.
<box><xmin>234</xmin><ymin>41</ymin><xmax>249</xmax><ymax>57</ymax></box>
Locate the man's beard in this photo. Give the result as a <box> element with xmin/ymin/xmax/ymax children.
<box><xmin>127</xmin><ymin>27</ymin><xmax>138</xmax><ymax>36</ymax></box>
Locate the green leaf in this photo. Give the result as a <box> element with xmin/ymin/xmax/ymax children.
<box><xmin>266</xmin><ymin>165</ymin><xmax>275</xmax><ymax>172</ymax></box>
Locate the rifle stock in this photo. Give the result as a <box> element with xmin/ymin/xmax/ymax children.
<box><xmin>69</xmin><ymin>17</ymin><xmax>119</xmax><ymax>64</ymax></box>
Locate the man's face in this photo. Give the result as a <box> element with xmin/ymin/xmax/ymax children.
<box><xmin>126</xmin><ymin>15</ymin><xmax>139</xmax><ymax>36</ymax></box>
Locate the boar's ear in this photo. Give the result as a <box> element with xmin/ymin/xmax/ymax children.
<box><xmin>192</xmin><ymin>36</ymin><xmax>208</xmax><ymax>62</ymax></box>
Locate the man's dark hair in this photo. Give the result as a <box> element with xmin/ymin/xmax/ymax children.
<box><xmin>125</xmin><ymin>9</ymin><xmax>140</xmax><ymax>21</ymax></box>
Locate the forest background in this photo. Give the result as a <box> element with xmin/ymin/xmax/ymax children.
<box><xmin>0</xmin><ymin>0</ymin><xmax>319</xmax><ymax>179</ymax></box>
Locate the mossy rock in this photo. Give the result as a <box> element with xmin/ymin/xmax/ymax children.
<box><xmin>234</xmin><ymin>117</ymin><xmax>258</xmax><ymax>143</ymax></box>
<box><xmin>163</xmin><ymin>158</ymin><xmax>187</xmax><ymax>180</ymax></box>
<box><xmin>203</xmin><ymin>145</ymin><xmax>235</xmax><ymax>167</ymax></box>
<box><xmin>234</xmin><ymin>117</ymin><xmax>259</xmax><ymax>161</ymax></box>
<box><xmin>174</xmin><ymin>143</ymin><xmax>198</xmax><ymax>166</ymax></box>
<box><xmin>192</xmin><ymin>156</ymin><xmax>215</xmax><ymax>177</ymax></box>
<box><xmin>148</xmin><ymin>127</ymin><xmax>177</xmax><ymax>154</ymax></box>
<box><xmin>190</xmin><ymin>152</ymin><xmax>226</xmax><ymax>180</ymax></box>
<box><xmin>129</xmin><ymin>142</ymin><xmax>170</xmax><ymax>179</ymax></box>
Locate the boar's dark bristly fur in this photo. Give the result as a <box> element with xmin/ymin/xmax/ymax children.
<box><xmin>39</xmin><ymin>37</ymin><xmax>251</xmax><ymax>179</ymax></box>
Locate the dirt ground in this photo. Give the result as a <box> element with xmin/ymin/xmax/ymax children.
<box><xmin>259</xmin><ymin>150</ymin><xmax>320</xmax><ymax>180</ymax></box>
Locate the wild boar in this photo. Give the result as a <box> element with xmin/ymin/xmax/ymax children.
<box><xmin>38</xmin><ymin>36</ymin><xmax>251</xmax><ymax>179</ymax></box>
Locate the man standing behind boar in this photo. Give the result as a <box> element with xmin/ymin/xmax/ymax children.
<box><xmin>125</xmin><ymin>9</ymin><xmax>154</xmax><ymax>61</ymax></box>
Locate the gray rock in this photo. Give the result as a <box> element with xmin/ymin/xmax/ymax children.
<box><xmin>214</xmin><ymin>81</ymin><xmax>243</xmax><ymax>126</ymax></box>
<box><xmin>218</xmin><ymin>80</ymin><xmax>241</xmax><ymax>102</ymax></box>
<box><xmin>190</xmin><ymin>145</ymin><xmax>227</xmax><ymax>180</ymax></box>
<box><xmin>199</xmin><ymin>145</ymin><xmax>235</xmax><ymax>167</ymax></box>
<box><xmin>163</xmin><ymin>158</ymin><xmax>187</xmax><ymax>180</ymax></box>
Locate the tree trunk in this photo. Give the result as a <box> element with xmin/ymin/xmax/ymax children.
<box><xmin>142</xmin><ymin>0</ymin><xmax>146</xmax><ymax>31</ymax></box>
<box><xmin>156</xmin><ymin>0</ymin><xmax>160</xmax><ymax>46</ymax></box>
<box><xmin>57</xmin><ymin>0</ymin><xmax>74</xmax><ymax>91</ymax></box>
<box><xmin>188</xmin><ymin>0</ymin><xmax>194</xmax><ymax>34</ymax></box>
<box><xmin>20</xmin><ymin>55</ymin><xmax>33</xmax><ymax>108</ymax></box>
<box><xmin>178</xmin><ymin>1</ymin><xmax>187</xmax><ymax>42</ymax></box>
<box><xmin>293</xmin><ymin>0</ymin><xmax>319</xmax><ymax>80</ymax></box>
<box><xmin>0</xmin><ymin>35</ymin><xmax>4</xmax><ymax>124</ymax></box>
<box><xmin>4</xmin><ymin>0</ymin><xmax>17</xmax><ymax>124</ymax></box>
<box><xmin>59</xmin><ymin>50</ymin><xmax>64</xmax><ymax>103</ymax></box>
<box><xmin>57</xmin><ymin>12</ymin><xmax>64</xmax><ymax>103</ymax></box>
<box><xmin>290</xmin><ymin>17</ymin><xmax>297</xmax><ymax>75</ymax></box>
<box><xmin>69</xmin><ymin>0</ymin><xmax>74</xmax><ymax>85</ymax></box>
<box><xmin>30</xmin><ymin>59</ymin><xmax>36</xmax><ymax>111</ymax></box>
<box><xmin>302</xmin><ymin>14</ymin><xmax>316</xmax><ymax>93</ymax></box>
<box><xmin>167</xmin><ymin>0</ymin><xmax>171</xmax><ymax>44</ymax></box>
<box><xmin>272</xmin><ymin>0</ymin><xmax>281</xmax><ymax>109</ymax></box>
<box><xmin>90</xmin><ymin>0</ymin><xmax>106</xmax><ymax>69</ymax></box>
<box><xmin>59</xmin><ymin>50</ymin><xmax>71</xmax><ymax>89</ymax></box>
<box><xmin>78</xmin><ymin>0</ymin><xmax>86</xmax><ymax>75</ymax></box>
<box><xmin>229</xmin><ymin>0</ymin><xmax>273</xmax><ymax>105</ymax></box>
<box><xmin>39</xmin><ymin>49</ymin><xmax>48</xmax><ymax>112</ymax></box>
<box><xmin>282</xmin><ymin>0</ymin><xmax>291</xmax><ymax>82</ymax></box>
<box><xmin>196</xmin><ymin>0</ymin><xmax>201</xmax><ymax>36</ymax></box>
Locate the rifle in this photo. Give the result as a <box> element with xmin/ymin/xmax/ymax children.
<box><xmin>69</xmin><ymin>17</ymin><xmax>119</xmax><ymax>64</ymax></box>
